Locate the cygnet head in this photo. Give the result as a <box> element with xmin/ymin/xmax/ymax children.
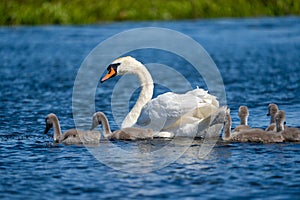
<box><xmin>44</xmin><ymin>113</ymin><xmax>57</xmax><ymax>134</ymax></box>
<box><xmin>91</xmin><ymin>112</ymin><xmax>104</xmax><ymax>130</ymax></box>
<box><xmin>275</xmin><ymin>110</ymin><xmax>286</xmax><ymax>132</ymax></box>
<box><xmin>101</xmin><ymin>56</ymin><xmax>142</xmax><ymax>83</ymax></box>
<box><xmin>267</xmin><ymin>103</ymin><xmax>278</xmax><ymax>116</ymax></box>
<box><xmin>238</xmin><ymin>106</ymin><xmax>249</xmax><ymax>119</ymax></box>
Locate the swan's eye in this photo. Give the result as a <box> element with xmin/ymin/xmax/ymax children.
<box><xmin>107</xmin><ymin>63</ymin><xmax>120</xmax><ymax>71</ymax></box>
<box><xmin>101</xmin><ymin>63</ymin><xmax>120</xmax><ymax>83</ymax></box>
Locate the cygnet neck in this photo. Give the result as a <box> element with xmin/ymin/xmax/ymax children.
<box><xmin>48</xmin><ymin>114</ymin><xmax>62</xmax><ymax>141</ymax></box>
<box><xmin>95</xmin><ymin>112</ymin><xmax>112</xmax><ymax>137</ymax></box>
<box><xmin>223</xmin><ymin>113</ymin><xmax>232</xmax><ymax>139</ymax></box>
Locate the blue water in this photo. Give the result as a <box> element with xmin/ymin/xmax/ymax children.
<box><xmin>1</xmin><ymin>17</ymin><xmax>300</xmax><ymax>199</ymax></box>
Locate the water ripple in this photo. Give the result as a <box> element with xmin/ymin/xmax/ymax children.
<box><xmin>1</xmin><ymin>17</ymin><xmax>300</xmax><ymax>199</ymax></box>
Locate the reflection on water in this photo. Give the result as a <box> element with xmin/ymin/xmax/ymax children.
<box><xmin>1</xmin><ymin>17</ymin><xmax>300</xmax><ymax>199</ymax></box>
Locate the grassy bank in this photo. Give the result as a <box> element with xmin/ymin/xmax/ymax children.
<box><xmin>1</xmin><ymin>0</ymin><xmax>300</xmax><ymax>25</ymax></box>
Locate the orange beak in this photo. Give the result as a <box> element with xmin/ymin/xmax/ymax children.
<box><xmin>101</xmin><ymin>67</ymin><xmax>116</xmax><ymax>83</ymax></box>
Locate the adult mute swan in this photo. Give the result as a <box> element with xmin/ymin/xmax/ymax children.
<box><xmin>91</xmin><ymin>112</ymin><xmax>154</xmax><ymax>140</ymax></box>
<box><xmin>44</xmin><ymin>113</ymin><xmax>100</xmax><ymax>144</ymax></box>
<box><xmin>222</xmin><ymin>109</ymin><xmax>283</xmax><ymax>143</ymax></box>
<box><xmin>100</xmin><ymin>56</ymin><xmax>220</xmax><ymax>137</ymax></box>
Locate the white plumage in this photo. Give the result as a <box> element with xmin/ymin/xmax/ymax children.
<box><xmin>101</xmin><ymin>56</ymin><xmax>221</xmax><ymax>138</ymax></box>
<box><xmin>136</xmin><ymin>88</ymin><xmax>219</xmax><ymax>137</ymax></box>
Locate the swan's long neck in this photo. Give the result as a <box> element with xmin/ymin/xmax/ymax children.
<box><xmin>240</xmin><ymin>116</ymin><xmax>248</xmax><ymax>126</ymax></box>
<box><xmin>121</xmin><ymin>63</ymin><xmax>153</xmax><ymax>128</ymax></box>
<box><xmin>96</xmin><ymin>113</ymin><xmax>113</xmax><ymax>137</ymax></box>
<box><xmin>270</xmin><ymin>115</ymin><xmax>276</xmax><ymax>124</ymax></box>
<box><xmin>223</xmin><ymin>114</ymin><xmax>232</xmax><ymax>140</ymax></box>
<box><xmin>52</xmin><ymin>116</ymin><xmax>62</xmax><ymax>142</ymax></box>
<box><xmin>276</xmin><ymin>120</ymin><xmax>285</xmax><ymax>132</ymax></box>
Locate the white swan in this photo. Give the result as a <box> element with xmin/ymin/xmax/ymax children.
<box><xmin>100</xmin><ymin>56</ymin><xmax>220</xmax><ymax>137</ymax></box>
<box><xmin>91</xmin><ymin>112</ymin><xmax>154</xmax><ymax>140</ymax></box>
<box><xmin>44</xmin><ymin>113</ymin><xmax>100</xmax><ymax>144</ymax></box>
<box><xmin>265</xmin><ymin>103</ymin><xmax>278</xmax><ymax>131</ymax></box>
<box><xmin>275</xmin><ymin>110</ymin><xmax>300</xmax><ymax>142</ymax></box>
<box><xmin>222</xmin><ymin>109</ymin><xmax>283</xmax><ymax>143</ymax></box>
<box><xmin>232</xmin><ymin>106</ymin><xmax>251</xmax><ymax>132</ymax></box>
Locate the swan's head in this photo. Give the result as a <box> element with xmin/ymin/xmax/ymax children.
<box><xmin>91</xmin><ymin>111</ymin><xmax>106</xmax><ymax>130</ymax></box>
<box><xmin>267</xmin><ymin>103</ymin><xmax>278</xmax><ymax>116</ymax></box>
<box><xmin>44</xmin><ymin>113</ymin><xmax>57</xmax><ymax>134</ymax></box>
<box><xmin>238</xmin><ymin>106</ymin><xmax>249</xmax><ymax>119</ymax></box>
<box><xmin>101</xmin><ymin>56</ymin><xmax>143</xmax><ymax>83</ymax></box>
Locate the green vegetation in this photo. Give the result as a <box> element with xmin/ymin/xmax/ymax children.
<box><xmin>1</xmin><ymin>0</ymin><xmax>300</xmax><ymax>25</ymax></box>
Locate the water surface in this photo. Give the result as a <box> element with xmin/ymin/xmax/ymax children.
<box><xmin>0</xmin><ymin>17</ymin><xmax>300</xmax><ymax>199</ymax></box>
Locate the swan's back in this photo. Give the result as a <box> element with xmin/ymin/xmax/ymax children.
<box><xmin>60</xmin><ymin>129</ymin><xmax>100</xmax><ymax>144</ymax></box>
<box><xmin>233</xmin><ymin>125</ymin><xmax>251</xmax><ymax>132</ymax></box>
<box><xmin>265</xmin><ymin>124</ymin><xmax>276</xmax><ymax>132</ymax></box>
<box><xmin>282</xmin><ymin>127</ymin><xmax>300</xmax><ymax>142</ymax></box>
<box><xmin>231</xmin><ymin>129</ymin><xmax>283</xmax><ymax>143</ymax></box>
<box><xmin>136</xmin><ymin>88</ymin><xmax>219</xmax><ymax>130</ymax></box>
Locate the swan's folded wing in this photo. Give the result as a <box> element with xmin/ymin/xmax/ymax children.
<box><xmin>186</xmin><ymin>88</ymin><xmax>219</xmax><ymax>107</ymax></box>
<box><xmin>120</xmin><ymin>127</ymin><xmax>154</xmax><ymax>140</ymax></box>
<box><xmin>78</xmin><ymin>131</ymin><xmax>100</xmax><ymax>143</ymax></box>
<box><xmin>60</xmin><ymin>129</ymin><xmax>78</xmax><ymax>141</ymax></box>
<box><xmin>136</xmin><ymin>92</ymin><xmax>196</xmax><ymax>129</ymax></box>
<box><xmin>61</xmin><ymin>130</ymin><xmax>100</xmax><ymax>144</ymax></box>
<box><xmin>136</xmin><ymin>88</ymin><xmax>219</xmax><ymax>131</ymax></box>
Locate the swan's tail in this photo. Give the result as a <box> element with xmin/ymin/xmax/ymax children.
<box><xmin>196</xmin><ymin>106</ymin><xmax>227</xmax><ymax>138</ymax></box>
<box><xmin>209</xmin><ymin>106</ymin><xmax>227</xmax><ymax>126</ymax></box>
